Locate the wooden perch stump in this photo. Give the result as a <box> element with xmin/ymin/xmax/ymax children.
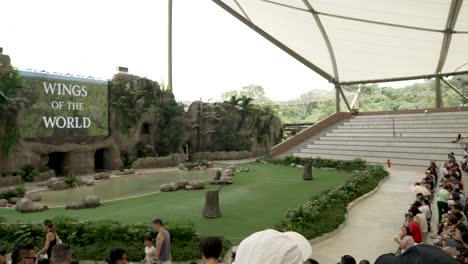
<box><xmin>303</xmin><ymin>160</ymin><xmax>313</xmax><ymax>180</ymax></box>
<box><xmin>202</xmin><ymin>189</ymin><xmax>222</xmax><ymax>218</ymax></box>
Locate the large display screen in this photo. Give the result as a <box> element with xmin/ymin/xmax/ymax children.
<box><xmin>20</xmin><ymin>71</ymin><xmax>108</xmax><ymax>138</ymax></box>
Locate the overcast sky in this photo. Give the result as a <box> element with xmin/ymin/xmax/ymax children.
<box><xmin>1</xmin><ymin>0</ymin><xmax>419</xmax><ymax>102</ymax></box>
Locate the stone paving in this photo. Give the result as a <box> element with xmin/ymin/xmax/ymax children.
<box><xmin>310</xmin><ymin>167</ymin><xmax>422</xmax><ymax>264</ymax></box>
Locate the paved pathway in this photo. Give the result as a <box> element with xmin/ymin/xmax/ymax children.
<box><xmin>311</xmin><ymin>167</ymin><xmax>422</xmax><ymax>264</ymax></box>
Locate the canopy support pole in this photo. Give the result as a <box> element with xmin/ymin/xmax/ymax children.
<box><xmin>335</xmin><ymin>84</ymin><xmax>340</xmax><ymax>112</ymax></box>
<box><xmin>441</xmin><ymin>77</ymin><xmax>468</xmax><ymax>102</ymax></box>
<box><xmin>434</xmin><ymin>0</ymin><xmax>463</xmax><ymax>108</ymax></box>
<box><xmin>168</xmin><ymin>0</ymin><xmax>173</xmax><ymax>89</ymax></box>
<box><xmin>435</xmin><ymin>76</ymin><xmax>443</xmax><ymax>108</ymax></box>
<box><xmin>337</xmin><ymin>85</ymin><xmax>351</xmax><ymax>112</ymax></box>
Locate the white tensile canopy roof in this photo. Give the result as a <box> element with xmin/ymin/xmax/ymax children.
<box><xmin>212</xmin><ymin>0</ymin><xmax>468</xmax><ymax>86</ymax></box>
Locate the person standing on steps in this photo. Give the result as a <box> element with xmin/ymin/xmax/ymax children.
<box><xmin>152</xmin><ymin>219</ymin><xmax>171</xmax><ymax>264</ymax></box>
<box><xmin>437</xmin><ymin>185</ymin><xmax>451</xmax><ymax>223</ymax></box>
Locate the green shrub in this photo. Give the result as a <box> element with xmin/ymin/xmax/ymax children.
<box><xmin>19</xmin><ymin>165</ymin><xmax>38</xmax><ymax>182</ymax></box>
<box><xmin>120</xmin><ymin>151</ymin><xmax>137</xmax><ymax>169</ymax></box>
<box><xmin>0</xmin><ymin>217</ymin><xmax>230</xmax><ymax>262</ymax></box>
<box><xmin>64</xmin><ymin>174</ymin><xmax>77</xmax><ymax>188</ymax></box>
<box><xmin>0</xmin><ymin>185</ymin><xmax>26</xmax><ymax>199</ymax></box>
<box><xmin>276</xmin><ymin>164</ymin><xmax>387</xmax><ymax>239</ymax></box>
<box><xmin>182</xmin><ymin>160</ymin><xmax>209</xmax><ymax>170</ymax></box>
<box><xmin>258</xmin><ymin>156</ymin><xmax>367</xmax><ymax>171</ymax></box>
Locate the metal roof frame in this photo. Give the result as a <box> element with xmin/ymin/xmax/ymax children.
<box><xmin>212</xmin><ymin>0</ymin><xmax>468</xmax><ymax>86</ymax></box>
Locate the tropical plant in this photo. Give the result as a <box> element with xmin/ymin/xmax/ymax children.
<box><xmin>64</xmin><ymin>174</ymin><xmax>77</xmax><ymax>188</ymax></box>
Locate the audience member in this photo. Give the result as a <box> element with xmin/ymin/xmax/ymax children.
<box><xmin>143</xmin><ymin>235</ymin><xmax>156</xmax><ymax>264</ymax></box>
<box><xmin>152</xmin><ymin>219</ymin><xmax>171</xmax><ymax>264</ymax></box>
<box><xmin>11</xmin><ymin>244</ymin><xmax>35</xmax><ymax>264</ymax></box>
<box><xmin>339</xmin><ymin>255</ymin><xmax>356</xmax><ymax>264</ymax></box>
<box><xmin>233</xmin><ymin>229</ymin><xmax>311</xmax><ymax>264</ymax></box>
<box><xmin>358</xmin><ymin>260</ymin><xmax>370</xmax><ymax>264</ymax></box>
<box><xmin>304</xmin><ymin>259</ymin><xmax>319</xmax><ymax>264</ymax></box>
<box><xmin>409</xmin><ymin>207</ymin><xmax>428</xmax><ymax>242</ymax></box>
<box><xmin>37</xmin><ymin>219</ymin><xmax>58</xmax><ymax>259</ymax></box>
<box><xmin>0</xmin><ymin>248</ymin><xmax>7</xmax><ymax>264</ymax></box>
<box><xmin>198</xmin><ymin>236</ymin><xmax>222</xmax><ymax>264</ymax></box>
<box><xmin>405</xmin><ymin>213</ymin><xmax>422</xmax><ymax>243</ymax></box>
<box><xmin>37</xmin><ymin>258</ymin><xmax>49</xmax><ymax>264</ymax></box>
<box><xmin>107</xmin><ymin>247</ymin><xmax>128</xmax><ymax>264</ymax></box>
<box><xmin>394</xmin><ymin>226</ymin><xmax>414</xmax><ymax>255</ymax></box>
<box><xmin>437</xmin><ymin>185</ymin><xmax>451</xmax><ymax>222</ymax></box>
<box><xmin>50</xmin><ymin>245</ymin><xmax>71</xmax><ymax>264</ymax></box>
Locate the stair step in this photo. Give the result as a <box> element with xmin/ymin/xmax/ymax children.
<box><xmin>337</xmin><ymin>122</ymin><xmax>468</xmax><ymax>129</ymax></box>
<box><xmin>333</xmin><ymin>128</ymin><xmax>468</xmax><ymax>133</ymax></box>
<box><xmin>303</xmin><ymin>144</ymin><xmax>463</xmax><ymax>155</ymax></box>
<box><xmin>319</xmin><ymin>136</ymin><xmax>452</xmax><ymax>143</ymax></box>
<box><xmin>299</xmin><ymin>148</ymin><xmax>448</xmax><ymax>160</ymax></box>
<box><xmin>311</xmin><ymin>140</ymin><xmax>462</xmax><ymax>149</ymax></box>
<box><xmin>345</xmin><ymin>119</ymin><xmax>466</xmax><ymax>125</ymax></box>
<box><xmin>354</xmin><ymin>111</ymin><xmax>468</xmax><ymax>119</ymax></box>
<box><xmin>325</xmin><ymin>132</ymin><xmax>456</xmax><ymax>137</ymax></box>
<box><xmin>343</xmin><ymin>120</ymin><xmax>468</xmax><ymax>127</ymax></box>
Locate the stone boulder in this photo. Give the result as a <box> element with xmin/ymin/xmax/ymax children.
<box><xmin>0</xmin><ymin>199</ymin><xmax>8</xmax><ymax>207</ymax></box>
<box><xmin>170</xmin><ymin>182</ymin><xmax>179</xmax><ymax>191</ymax></box>
<box><xmin>46</xmin><ymin>177</ymin><xmax>60</xmax><ymax>188</ymax></box>
<box><xmin>222</xmin><ymin>168</ymin><xmax>235</xmax><ymax>177</ymax></box>
<box><xmin>176</xmin><ymin>180</ymin><xmax>189</xmax><ymax>189</ymax></box>
<box><xmin>51</xmin><ymin>181</ymin><xmax>67</xmax><ymax>190</ymax></box>
<box><xmin>77</xmin><ymin>177</ymin><xmax>95</xmax><ymax>186</ymax></box>
<box><xmin>227</xmin><ymin>165</ymin><xmax>236</xmax><ymax>171</ymax></box>
<box><xmin>65</xmin><ymin>195</ymin><xmax>100</xmax><ymax>209</ymax></box>
<box><xmin>123</xmin><ymin>169</ymin><xmax>135</xmax><ymax>175</ymax></box>
<box><xmin>94</xmin><ymin>172</ymin><xmax>111</xmax><ymax>180</ymax></box>
<box><xmin>207</xmin><ymin>162</ymin><xmax>214</xmax><ymax>168</ymax></box>
<box><xmin>188</xmin><ymin>180</ymin><xmax>205</xmax><ymax>190</ymax></box>
<box><xmin>16</xmin><ymin>198</ymin><xmax>34</xmax><ymax>213</ymax></box>
<box><xmin>219</xmin><ymin>176</ymin><xmax>233</xmax><ymax>185</ymax></box>
<box><xmin>185</xmin><ymin>185</ymin><xmax>195</xmax><ymax>190</ymax></box>
<box><xmin>8</xmin><ymin>197</ymin><xmax>20</xmax><ymax>204</ymax></box>
<box><xmin>239</xmin><ymin>167</ymin><xmax>249</xmax><ymax>172</ymax></box>
<box><xmin>65</xmin><ymin>201</ymin><xmax>84</xmax><ymax>209</ymax></box>
<box><xmin>82</xmin><ymin>195</ymin><xmax>100</xmax><ymax>208</ymax></box>
<box><xmin>25</xmin><ymin>192</ymin><xmax>42</xmax><ymax>202</ymax></box>
<box><xmin>160</xmin><ymin>184</ymin><xmax>174</xmax><ymax>192</ymax></box>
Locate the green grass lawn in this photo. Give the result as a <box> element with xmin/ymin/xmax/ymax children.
<box><xmin>2</xmin><ymin>163</ymin><xmax>353</xmax><ymax>244</ymax></box>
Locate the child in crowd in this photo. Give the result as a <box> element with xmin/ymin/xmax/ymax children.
<box><xmin>144</xmin><ymin>235</ymin><xmax>156</xmax><ymax>264</ymax></box>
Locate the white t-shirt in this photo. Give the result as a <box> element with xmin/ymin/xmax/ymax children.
<box><xmin>145</xmin><ymin>246</ymin><xmax>156</xmax><ymax>263</ymax></box>
<box><xmin>416</xmin><ymin>213</ymin><xmax>428</xmax><ymax>233</ymax></box>
<box><xmin>419</xmin><ymin>205</ymin><xmax>431</xmax><ymax>220</ymax></box>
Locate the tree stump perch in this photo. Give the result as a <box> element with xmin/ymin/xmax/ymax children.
<box><xmin>202</xmin><ymin>186</ymin><xmax>224</xmax><ymax>218</ymax></box>
<box><xmin>303</xmin><ymin>160</ymin><xmax>313</xmax><ymax>180</ymax></box>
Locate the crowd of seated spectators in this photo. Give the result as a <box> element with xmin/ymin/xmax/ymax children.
<box><xmin>391</xmin><ymin>152</ymin><xmax>468</xmax><ymax>263</ymax></box>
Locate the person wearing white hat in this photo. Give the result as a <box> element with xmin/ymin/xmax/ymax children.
<box><xmin>233</xmin><ymin>229</ymin><xmax>312</xmax><ymax>264</ymax></box>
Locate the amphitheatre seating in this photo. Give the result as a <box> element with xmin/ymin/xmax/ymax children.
<box><xmin>288</xmin><ymin>111</ymin><xmax>468</xmax><ymax>167</ymax></box>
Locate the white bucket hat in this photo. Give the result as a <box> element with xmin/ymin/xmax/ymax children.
<box><xmin>233</xmin><ymin>229</ymin><xmax>312</xmax><ymax>264</ymax></box>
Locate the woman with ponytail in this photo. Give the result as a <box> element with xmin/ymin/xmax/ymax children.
<box><xmin>36</xmin><ymin>219</ymin><xmax>57</xmax><ymax>259</ymax></box>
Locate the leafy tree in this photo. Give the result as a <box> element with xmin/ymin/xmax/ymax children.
<box><xmin>239</xmin><ymin>85</ymin><xmax>273</xmax><ymax>105</ymax></box>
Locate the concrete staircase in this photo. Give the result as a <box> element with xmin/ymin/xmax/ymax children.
<box><xmin>292</xmin><ymin>111</ymin><xmax>468</xmax><ymax>167</ymax></box>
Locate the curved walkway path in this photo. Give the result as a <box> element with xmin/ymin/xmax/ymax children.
<box><xmin>311</xmin><ymin>167</ymin><xmax>421</xmax><ymax>264</ymax></box>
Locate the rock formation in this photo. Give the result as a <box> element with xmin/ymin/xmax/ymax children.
<box><xmin>0</xmin><ymin>53</ymin><xmax>282</xmax><ymax>181</ymax></box>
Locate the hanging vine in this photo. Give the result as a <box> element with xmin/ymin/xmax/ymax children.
<box><xmin>0</xmin><ymin>69</ymin><xmax>23</xmax><ymax>154</ymax></box>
